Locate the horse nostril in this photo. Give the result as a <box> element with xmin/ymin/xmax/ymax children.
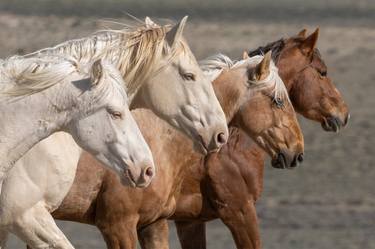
<box><xmin>297</xmin><ymin>153</ymin><xmax>304</xmax><ymax>163</ymax></box>
<box><xmin>217</xmin><ymin>132</ymin><xmax>227</xmax><ymax>145</ymax></box>
<box><xmin>145</xmin><ymin>167</ymin><xmax>154</xmax><ymax>178</ymax></box>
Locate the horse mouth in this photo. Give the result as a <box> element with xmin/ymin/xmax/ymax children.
<box><xmin>322</xmin><ymin>116</ymin><xmax>342</xmax><ymax>133</ymax></box>
<box><xmin>194</xmin><ymin>134</ymin><xmax>209</xmax><ymax>155</ymax></box>
<box><xmin>271</xmin><ymin>153</ymin><xmax>287</xmax><ymax>169</ymax></box>
<box><xmin>122</xmin><ymin>169</ymin><xmax>137</xmax><ymax>188</ymax></box>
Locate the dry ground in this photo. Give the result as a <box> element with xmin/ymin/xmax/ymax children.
<box><xmin>1</xmin><ymin>1</ymin><xmax>374</xmax><ymax>248</ymax></box>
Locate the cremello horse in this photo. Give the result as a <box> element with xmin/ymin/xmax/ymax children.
<box><xmin>0</xmin><ymin>17</ymin><xmax>226</xmax><ymax>249</ymax></box>
<box><xmin>0</xmin><ymin>56</ymin><xmax>154</xmax><ymax>185</ymax></box>
<box><xmin>27</xmin><ymin>16</ymin><xmax>228</xmax><ymax>153</ymax></box>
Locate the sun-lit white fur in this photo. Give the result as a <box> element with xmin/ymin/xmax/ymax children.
<box><xmin>0</xmin><ymin>56</ymin><xmax>155</xmax><ymax>249</ymax></box>
<box><xmin>24</xmin><ymin>17</ymin><xmax>228</xmax><ymax>149</ymax></box>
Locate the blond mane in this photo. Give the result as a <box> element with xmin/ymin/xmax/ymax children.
<box><xmin>25</xmin><ymin>20</ymin><xmax>188</xmax><ymax>95</ymax></box>
<box><xmin>199</xmin><ymin>54</ymin><xmax>290</xmax><ymax>103</ymax></box>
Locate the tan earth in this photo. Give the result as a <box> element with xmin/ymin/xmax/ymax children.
<box><xmin>1</xmin><ymin>1</ymin><xmax>374</xmax><ymax>248</ymax></box>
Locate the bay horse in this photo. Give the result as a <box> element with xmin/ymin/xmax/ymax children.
<box><xmin>46</xmin><ymin>52</ymin><xmax>304</xmax><ymax>249</ymax></box>
<box><xmin>169</xmin><ymin>28</ymin><xmax>350</xmax><ymax>249</ymax></box>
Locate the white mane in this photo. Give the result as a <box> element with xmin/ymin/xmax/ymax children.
<box><xmin>199</xmin><ymin>54</ymin><xmax>290</xmax><ymax>103</ymax></box>
<box><xmin>23</xmin><ymin>21</ymin><xmax>188</xmax><ymax>95</ymax></box>
<box><xmin>0</xmin><ymin>56</ymin><xmax>127</xmax><ymax>100</ymax></box>
<box><xmin>0</xmin><ymin>56</ymin><xmax>78</xmax><ymax>96</ymax></box>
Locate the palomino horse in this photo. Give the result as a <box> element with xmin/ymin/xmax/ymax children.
<box><xmin>0</xmin><ymin>56</ymin><xmax>154</xmax><ymax>248</ymax></box>
<box><xmin>170</xmin><ymin>29</ymin><xmax>350</xmax><ymax>249</ymax></box>
<box><xmin>27</xmin><ymin>17</ymin><xmax>228</xmax><ymax>153</ymax></box>
<box><xmin>0</xmin><ymin>57</ymin><xmax>153</xmax><ymax>185</ymax></box>
<box><xmin>46</xmin><ymin>52</ymin><xmax>304</xmax><ymax>249</ymax></box>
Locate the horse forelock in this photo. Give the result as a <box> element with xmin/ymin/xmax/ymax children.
<box><xmin>200</xmin><ymin>53</ymin><xmax>290</xmax><ymax>105</ymax></box>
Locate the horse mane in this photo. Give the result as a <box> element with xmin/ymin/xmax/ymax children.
<box><xmin>24</xmin><ymin>20</ymin><xmax>188</xmax><ymax>95</ymax></box>
<box><xmin>0</xmin><ymin>56</ymin><xmax>79</xmax><ymax>96</ymax></box>
<box><xmin>200</xmin><ymin>53</ymin><xmax>290</xmax><ymax>104</ymax></box>
<box><xmin>248</xmin><ymin>39</ymin><xmax>285</xmax><ymax>61</ymax></box>
<box><xmin>0</xmin><ymin>56</ymin><xmax>126</xmax><ymax>99</ymax></box>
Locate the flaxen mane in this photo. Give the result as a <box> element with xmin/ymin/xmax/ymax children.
<box><xmin>25</xmin><ymin>21</ymin><xmax>188</xmax><ymax>95</ymax></box>
<box><xmin>199</xmin><ymin>54</ymin><xmax>290</xmax><ymax>103</ymax></box>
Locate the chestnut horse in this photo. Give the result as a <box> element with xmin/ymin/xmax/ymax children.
<box><xmin>168</xmin><ymin>28</ymin><xmax>350</xmax><ymax>249</ymax></box>
<box><xmin>45</xmin><ymin>52</ymin><xmax>304</xmax><ymax>249</ymax></box>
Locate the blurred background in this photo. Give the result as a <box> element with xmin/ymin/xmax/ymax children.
<box><xmin>1</xmin><ymin>0</ymin><xmax>374</xmax><ymax>248</ymax></box>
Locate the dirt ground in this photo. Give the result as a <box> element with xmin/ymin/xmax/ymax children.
<box><xmin>1</xmin><ymin>1</ymin><xmax>375</xmax><ymax>248</ymax></box>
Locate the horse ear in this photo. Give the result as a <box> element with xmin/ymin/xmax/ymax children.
<box><xmin>145</xmin><ymin>16</ymin><xmax>157</xmax><ymax>28</ymax></box>
<box><xmin>242</xmin><ymin>51</ymin><xmax>249</xmax><ymax>60</ymax></box>
<box><xmin>300</xmin><ymin>28</ymin><xmax>319</xmax><ymax>56</ymax></box>
<box><xmin>166</xmin><ymin>16</ymin><xmax>188</xmax><ymax>48</ymax></box>
<box><xmin>254</xmin><ymin>51</ymin><xmax>272</xmax><ymax>81</ymax></box>
<box><xmin>297</xmin><ymin>28</ymin><xmax>307</xmax><ymax>38</ymax></box>
<box><xmin>90</xmin><ymin>59</ymin><xmax>104</xmax><ymax>86</ymax></box>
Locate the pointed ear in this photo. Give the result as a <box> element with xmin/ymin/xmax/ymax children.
<box><xmin>166</xmin><ymin>16</ymin><xmax>188</xmax><ymax>48</ymax></box>
<box><xmin>254</xmin><ymin>51</ymin><xmax>272</xmax><ymax>81</ymax></box>
<box><xmin>297</xmin><ymin>28</ymin><xmax>307</xmax><ymax>38</ymax></box>
<box><xmin>90</xmin><ymin>59</ymin><xmax>104</xmax><ymax>86</ymax></box>
<box><xmin>242</xmin><ymin>51</ymin><xmax>249</xmax><ymax>60</ymax></box>
<box><xmin>300</xmin><ymin>28</ymin><xmax>319</xmax><ymax>56</ymax></box>
<box><xmin>145</xmin><ymin>16</ymin><xmax>157</xmax><ymax>28</ymax></box>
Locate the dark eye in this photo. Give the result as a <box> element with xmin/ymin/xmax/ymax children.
<box><xmin>110</xmin><ymin>111</ymin><xmax>122</xmax><ymax>120</ymax></box>
<box><xmin>273</xmin><ymin>98</ymin><xmax>284</xmax><ymax>108</ymax></box>
<box><xmin>182</xmin><ymin>73</ymin><xmax>196</xmax><ymax>81</ymax></box>
<box><xmin>319</xmin><ymin>70</ymin><xmax>327</xmax><ymax>77</ymax></box>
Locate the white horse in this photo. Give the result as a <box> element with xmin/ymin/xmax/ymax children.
<box><xmin>0</xmin><ymin>56</ymin><xmax>155</xmax><ymax>249</ymax></box>
<box><xmin>0</xmin><ymin>17</ymin><xmax>226</xmax><ymax>249</ymax></box>
<box><xmin>0</xmin><ymin>56</ymin><xmax>154</xmax><ymax>187</ymax></box>
<box><xmin>27</xmin><ymin>16</ymin><xmax>228</xmax><ymax>153</ymax></box>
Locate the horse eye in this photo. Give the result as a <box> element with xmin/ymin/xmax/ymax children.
<box><xmin>182</xmin><ymin>73</ymin><xmax>196</xmax><ymax>81</ymax></box>
<box><xmin>110</xmin><ymin>111</ymin><xmax>122</xmax><ymax>119</ymax></box>
<box><xmin>319</xmin><ymin>71</ymin><xmax>327</xmax><ymax>77</ymax></box>
<box><xmin>273</xmin><ymin>98</ymin><xmax>284</xmax><ymax>108</ymax></box>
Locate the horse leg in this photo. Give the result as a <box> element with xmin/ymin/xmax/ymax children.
<box><xmin>12</xmin><ymin>202</ymin><xmax>74</xmax><ymax>249</ymax></box>
<box><xmin>175</xmin><ymin>220</ymin><xmax>206</xmax><ymax>249</ymax></box>
<box><xmin>138</xmin><ymin>219</ymin><xmax>169</xmax><ymax>249</ymax></box>
<box><xmin>216</xmin><ymin>201</ymin><xmax>260</xmax><ymax>249</ymax></box>
<box><xmin>97</xmin><ymin>217</ymin><xmax>138</xmax><ymax>249</ymax></box>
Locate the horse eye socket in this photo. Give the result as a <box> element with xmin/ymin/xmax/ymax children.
<box><xmin>110</xmin><ymin>111</ymin><xmax>122</xmax><ymax>119</ymax></box>
<box><xmin>182</xmin><ymin>73</ymin><xmax>196</xmax><ymax>81</ymax></box>
<box><xmin>319</xmin><ymin>71</ymin><xmax>327</xmax><ymax>77</ymax></box>
<box><xmin>273</xmin><ymin>98</ymin><xmax>284</xmax><ymax>108</ymax></box>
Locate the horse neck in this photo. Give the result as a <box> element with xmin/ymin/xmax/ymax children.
<box><xmin>0</xmin><ymin>75</ymin><xmax>95</xmax><ymax>177</ymax></box>
<box><xmin>212</xmin><ymin>69</ymin><xmax>247</xmax><ymax>123</ymax></box>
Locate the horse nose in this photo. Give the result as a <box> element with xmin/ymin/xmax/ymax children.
<box><xmin>137</xmin><ymin>165</ymin><xmax>154</xmax><ymax>188</ymax></box>
<box><xmin>217</xmin><ymin>132</ymin><xmax>227</xmax><ymax>145</ymax></box>
<box><xmin>212</xmin><ymin>131</ymin><xmax>228</xmax><ymax>150</ymax></box>
<box><xmin>297</xmin><ymin>153</ymin><xmax>304</xmax><ymax>163</ymax></box>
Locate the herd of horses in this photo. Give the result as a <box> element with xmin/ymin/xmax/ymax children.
<box><xmin>0</xmin><ymin>16</ymin><xmax>349</xmax><ymax>249</ymax></box>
